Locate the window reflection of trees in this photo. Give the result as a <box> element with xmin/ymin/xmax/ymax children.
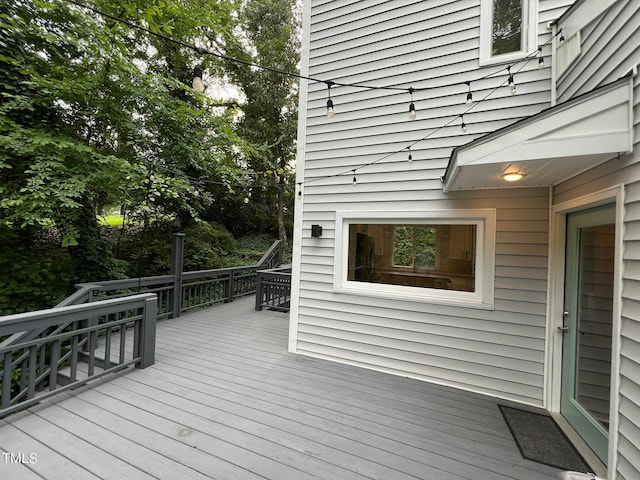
<box><xmin>492</xmin><ymin>0</ymin><xmax>523</xmax><ymax>55</ymax></box>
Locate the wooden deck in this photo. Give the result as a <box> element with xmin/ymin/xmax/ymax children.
<box><xmin>0</xmin><ymin>298</ymin><xmax>563</xmax><ymax>479</ymax></box>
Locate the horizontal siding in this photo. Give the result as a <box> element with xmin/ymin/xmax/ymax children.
<box><xmin>293</xmin><ymin>0</ymin><xmax>573</xmax><ymax>408</ymax></box>
<box><xmin>557</xmin><ymin>0</ymin><xmax>640</xmax><ymax>101</ymax></box>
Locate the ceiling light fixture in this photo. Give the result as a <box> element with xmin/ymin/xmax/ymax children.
<box><xmin>501</xmin><ymin>172</ymin><xmax>526</xmax><ymax>182</ymax></box>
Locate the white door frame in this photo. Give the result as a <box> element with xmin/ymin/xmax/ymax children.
<box><xmin>545</xmin><ymin>184</ymin><xmax>624</xmax><ymax>478</ymax></box>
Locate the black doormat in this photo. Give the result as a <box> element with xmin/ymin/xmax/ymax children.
<box><xmin>499</xmin><ymin>405</ymin><xmax>591</xmax><ymax>472</ymax></box>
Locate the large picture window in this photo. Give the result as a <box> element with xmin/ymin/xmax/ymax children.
<box><xmin>335</xmin><ymin>211</ymin><xmax>496</xmax><ymax>308</ymax></box>
<box><xmin>348</xmin><ymin>224</ymin><xmax>475</xmax><ymax>292</ymax></box>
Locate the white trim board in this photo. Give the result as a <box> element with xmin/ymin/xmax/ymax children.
<box><xmin>444</xmin><ymin>76</ymin><xmax>634</xmax><ymax>192</ymax></box>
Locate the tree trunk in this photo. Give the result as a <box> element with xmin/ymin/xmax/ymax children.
<box><xmin>277</xmin><ymin>151</ymin><xmax>287</xmax><ymax>241</ymax></box>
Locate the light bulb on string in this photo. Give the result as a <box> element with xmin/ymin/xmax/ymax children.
<box><xmin>326</xmin><ymin>81</ymin><xmax>335</xmax><ymax>118</ymax></box>
<box><xmin>507</xmin><ymin>67</ymin><xmax>516</xmax><ymax>95</ymax></box>
<box><xmin>297</xmin><ymin>183</ymin><xmax>302</xmax><ymax>198</ymax></box>
<box><xmin>352</xmin><ymin>170</ymin><xmax>357</xmax><ymax>186</ymax></box>
<box><xmin>465</xmin><ymin>81</ymin><xmax>473</xmax><ymax>104</ymax></box>
<box><xmin>559</xmin><ymin>29</ymin><xmax>565</xmax><ymax>44</ymax></box>
<box><xmin>408</xmin><ymin>87</ymin><xmax>416</xmax><ymax>120</ymax></box>
<box><xmin>192</xmin><ymin>65</ymin><xmax>205</xmax><ymax>93</ymax></box>
<box><xmin>460</xmin><ymin>115</ymin><xmax>467</xmax><ymax>133</ymax></box>
<box><xmin>407</xmin><ymin>146</ymin><xmax>413</xmax><ymax>163</ymax></box>
<box><xmin>537</xmin><ymin>47</ymin><xmax>544</xmax><ymax>69</ymax></box>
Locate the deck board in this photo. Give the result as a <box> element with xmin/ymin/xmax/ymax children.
<box><xmin>0</xmin><ymin>298</ymin><xmax>563</xmax><ymax>479</ymax></box>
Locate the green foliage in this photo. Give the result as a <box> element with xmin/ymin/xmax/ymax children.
<box><xmin>106</xmin><ymin>221</ymin><xmax>238</xmax><ymax>277</ymax></box>
<box><xmin>0</xmin><ymin>226</ymin><xmax>74</xmax><ymax>315</ymax></box>
<box><xmin>183</xmin><ymin>221</ymin><xmax>236</xmax><ymax>270</ymax></box>
<box><xmin>392</xmin><ymin>226</ymin><xmax>436</xmax><ymax>269</ymax></box>
<box><xmin>0</xmin><ymin>0</ymin><xmax>299</xmax><ymax>314</ymax></box>
<box><xmin>393</xmin><ymin>226</ymin><xmax>414</xmax><ymax>267</ymax></box>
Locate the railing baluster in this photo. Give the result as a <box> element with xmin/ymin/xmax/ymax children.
<box><xmin>104</xmin><ymin>326</ymin><xmax>112</xmax><ymax>368</ymax></box>
<box><xmin>38</xmin><ymin>344</ymin><xmax>46</xmax><ymax>387</ymax></box>
<box><xmin>119</xmin><ymin>324</ymin><xmax>126</xmax><ymax>365</ymax></box>
<box><xmin>1</xmin><ymin>352</ymin><xmax>12</xmax><ymax>409</ymax></box>
<box><xmin>70</xmin><ymin>325</ymin><xmax>79</xmax><ymax>382</ymax></box>
<box><xmin>87</xmin><ymin>329</ymin><xmax>95</xmax><ymax>377</ymax></box>
<box><xmin>20</xmin><ymin>354</ymin><xmax>28</xmax><ymax>395</ymax></box>
<box><xmin>27</xmin><ymin>346</ymin><xmax>37</xmax><ymax>400</ymax></box>
<box><xmin>49</xmin><ymin>339</ymin><xmax>61</xmax><ymax>392</ymax></box>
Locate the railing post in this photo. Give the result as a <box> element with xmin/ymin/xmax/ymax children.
<box><xmin>138</xmin><ymin>296</ymin><xmax>157</xmax><ymax>369</ymax></box>
<box><xmin>226</xmin><ymin>269</ymin><xmax>235</xmax><ymax>303</ymax></box>
<box><xmin>170</xmin><ymin>233</ymin><xmax>185</xmax><ymax>318</ymax></box>
<box><xmin>82</xmin><ymin>288</ymin><xmax>101</xmax><ymax>354</ymax></box>
<box><xmin>255</xmin><ymin>270</ymin><xmax>264</xmax><ymax>311</ymax></box>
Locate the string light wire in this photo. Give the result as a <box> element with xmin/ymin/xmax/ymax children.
<box><xmin>58</xmin><ymin>0</ymin><xmax>558</xmax><ymax>192</ymax></box>
<box><xmin>300</xmin><ymin>47</ymin><xmax>545</xmax><ymax>189</ymax></box>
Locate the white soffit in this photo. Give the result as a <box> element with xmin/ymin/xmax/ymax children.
<box><xmin>443</xmin><ymin>76</ymin><xmax>634</xmax><ymax>192</ymax></box>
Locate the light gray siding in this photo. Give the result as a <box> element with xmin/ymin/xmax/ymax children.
<box><xmin>293</xmin><ymin>0</ymin><xmax>572</xmax><ymax>406</ymax></box>
<box><xmin>556</xmin><ymin>0</ymin><xmax>640</xmax><ymax>102</ymax></box>
<box><xmin>553</xmin><ymin>2</ymin><xmax>640</xmax><ymax>478</ymax></box>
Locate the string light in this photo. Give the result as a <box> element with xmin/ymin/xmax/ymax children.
<box><xmin>297</xmin><ymin>183</ymin><xmax>302</xmax><ymax>198</ymax></box>
<box><xmin>460</xmin><ymin>115</ymin><xmax>467</xmax><ymax>132</ymax></box>
<box><xmin>352</xmin><ymin>170</ymin><xmax>357</xmax><ymax>186</ymax></box>
<box><xmin>537</xmin><ymin>47</ymin><xmax>545</xmax><ymax>69</ymax></box>
<box><xmin>465</xmin><ymin>81</ymin><xmax>473</xmax><ymax>104</ymax></box>
<box><xmin>407</xmin><ymin>146</ymin><xmax>413</xmax><ymax>163</ymax></box>
<box><xmin>507</xmin><ymin>67</ymin><xmax>516</xmax><ymax>95</ymax></box>
<box><xmin>325</xmin><ymin>81</ymin><xmax>335</xmax><ymax>118</ymax></box>
<box><xmin>559</xmin><ymin>29</ymin><xmax>565</xmax><ymax>44</ymax></box>
<box><xmin>408</xmin><ymin>87</ymin><xmax>416</xmax><ymax>120</ymax></box>
<box><xmin>192</xmin><ymin>65</ymin><xmax>205</xmax><ymax>93</ymax></box>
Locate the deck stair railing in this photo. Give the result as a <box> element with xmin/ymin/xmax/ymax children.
<box><xmin>0</xmin><ymin>294</ymin><xmax>157</xmax><ymax>418</ymax></box>
<box><xmin>255</xmin><ymin>265</ymin><xmax>292</xmax><ymax>312</ymax></box>
<box><xmin>0</xmin><ymin>236</ymin><xmax>282</xmax><ymax>418</ymax></box>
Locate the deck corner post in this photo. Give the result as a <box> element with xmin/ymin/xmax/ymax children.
<box><xmin>226</xmin><ymin>269</ymin><xmax>235</xmax><ymax>303</ymax></box>
<box><xmin>255</xmin><ymin>270</ymin><xmax>264</xmax><ymax>310</ymax></box>
<box><xmin>170</xmin><ymin>233</ymin><xmax>185</xmax><ymax>318</ymax></box>
<box><xmin>138</xmin><ymin>295</ymin><xmax>157</xmax><ymax>369</ymax></box>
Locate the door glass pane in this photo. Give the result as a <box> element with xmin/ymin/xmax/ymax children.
<box><xmin>575</xmin><ymin>223</ymin><xmax>614</xmax><ymax>428</ymax></box>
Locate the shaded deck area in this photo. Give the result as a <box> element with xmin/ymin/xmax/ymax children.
<box><xmin>0</xmin><ymin>298</ymin><xmax>563</xmax><ymax>479</ymax></box>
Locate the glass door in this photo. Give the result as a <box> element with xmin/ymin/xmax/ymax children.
<box><xmin>561</xmin><ymin>204</ymin><xmax>615</xmax><ymax>464</ymax></box>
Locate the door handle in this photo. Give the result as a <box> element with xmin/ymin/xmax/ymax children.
<box><xmin>558</xmin><ymin>326</ymin><xmax>569</xmax><ymax>333</ymax></box>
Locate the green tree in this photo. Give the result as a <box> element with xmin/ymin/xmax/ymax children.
<box><xmin>0</xmin><ymin>0</ymin><xmax>246</xmax><ymax>310</ymax></box>
<box><xmin>219</xmin><ymin>0</ymin><xmax>300</xmax><ymax>240</ymax></box>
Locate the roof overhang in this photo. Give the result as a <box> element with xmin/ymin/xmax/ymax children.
<box><xmin>443</xmin><ymin>76</ymin><xmax>634</xmax><ymax>193</ymax></box>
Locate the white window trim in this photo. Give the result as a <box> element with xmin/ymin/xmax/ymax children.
<box><xmin>334</xmin><ymin>210</ymin><xmax>496</xmax><ymax>309</ymax></box>
<box><xmin>479</xmin><ymin>0</ymin><xmax>538</xmax><ymax>66</ymax></box>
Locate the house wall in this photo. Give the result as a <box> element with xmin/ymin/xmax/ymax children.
<box><xmin>553</xmin><ymin>1</ymin><xmax>640</xmax><ymax>478</ymax></box>
<box><xmin>292</xmin><ymin>0</ymin><xmax>573</xmax><ymax>406</ymax></box>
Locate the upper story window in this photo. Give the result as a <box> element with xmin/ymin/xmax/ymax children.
<box><xmin>480</xmin><ymin>0</ymin><xmax>537</xmax><ymax>65</ymax></box>
<box><xmin>491</xmin><ymin>0</ymin><xmax>523</xmax><ymax>55</ymax></box>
